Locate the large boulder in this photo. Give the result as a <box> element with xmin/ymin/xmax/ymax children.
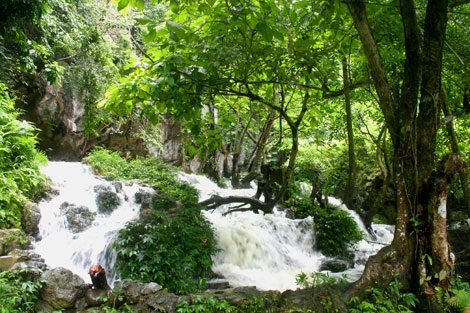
<box><xmin>39</xmin><ymin>267</ymin><xmax>88</xmax><ymax>310</ymax></box>
<box><xmin>94</xmin><ymin>185</ymin><xmax>120</xmax><ymax>214</ymax></box>
<box><xmin>60</xmin><ymin>202</ymin><xmax>96</xmax><ymax>233</ymax></box>
<box><xmin>21</xmin><ymin>202</ymin><xmax>42</xmax><ymax>237</ymax></box>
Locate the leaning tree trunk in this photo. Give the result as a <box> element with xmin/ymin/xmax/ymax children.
<box><xmin>241</xmin><ymin>108</ymin><xmax>276</xmax><ymax>185</ymax></box>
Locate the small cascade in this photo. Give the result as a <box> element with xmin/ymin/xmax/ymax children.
<box><xmin>180</xmin><ymin>173</ymin><xmax>324</xmax><ymax>290</ymax></box>
<box><xmin>34</xmin><ymin>162</ymin><xmax>147</xmax><ymax>286</ymax></box>
<box><xmin>180</xmin><ymin>173</ymin><xmax>394</xmax><ymax>291</ymax></box>
<box><xmin>207</xmin><ymin>209</ymin><xmax>322</xmax><ymax>291</ymax></box>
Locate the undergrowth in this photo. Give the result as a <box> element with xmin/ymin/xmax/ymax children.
<box><xmin>0</xmin><ymin>268</ymin><xmax>43</xmax><ymax>313</ymax></box>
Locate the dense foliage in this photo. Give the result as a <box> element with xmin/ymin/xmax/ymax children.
<box><xmin>115</xmin><ymin>208</ymin><xmax>217</xmax><ymax>295</ymax></box>
<box><xmin>2</xmin><ymin>0</ymin><xmax>470</xmax><ymax>311</ymax></box>
<box><xmin>176</xmin><ymin>295</ymin><xmax>280</xmax><ymax>313</ymax></box>
<box><xmin>0</xmin><ymin>84</ymin><xmax>47</xmax><ymax>228</ymax></box>
<box><xmin>291</xmin><ymin>194</ymin><xmax>364</xmax><ymax>257</ymax></box>
<box><xmin>349</xmin><ymin>278</ymin><xmax>419</xmax><ymax>313</ymax></box>
<box><xmin>0</xmin><ymin>268</ymin><xmax>44</xmax><ymax>313</ymax></box>
<box><xmin>84</xmin><ymin>148</ymin><xmax>218</xmax><ymax>295</ymax></box>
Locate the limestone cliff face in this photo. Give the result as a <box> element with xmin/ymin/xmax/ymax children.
<box><xmin>16</xmin><ymin>79</ymin><xmax>88</xmax><ymax>160</ymax></box>
<box><xmin>15</xmin><ymin>78</ymin><xmax>165</xmax><ymax>161</ymax></box>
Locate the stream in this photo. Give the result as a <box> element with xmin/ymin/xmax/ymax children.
<box><xmin>33</xmin><ymin>161</ymin><xmax>394</xmax><ymax>291</ymax></box>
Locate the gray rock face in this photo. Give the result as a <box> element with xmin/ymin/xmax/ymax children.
<box><xmin>21</xmin><ymin>201</ymin><xmax>42</xmax><ymax>237</ymax></box>
<box><xmin>59</xmin><ymin>202</ymin><xmax>96</xmax><ymax>233</ymax></box>
<box><xmin>1</xmin><ymin>249</ymin><xmax>46</xmax><ymax>271</ymax></box>
<box><xmin>40</xmin><ymin>267</ymin><xmax>88</xmax><ymax>310</ymax></box>
<box><xmin>93</xmin><ymin>185</ymin><xmax>120</xmax><ymax>214</ymax></box>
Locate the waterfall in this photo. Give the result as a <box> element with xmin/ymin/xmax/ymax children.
<box><xmin>34</xmin><ymin>162</ymin><xmax>147</xmax><ymax>286</ymax></box>
<box><xmin>34</xmin><ymin>162</ymin><xmax>393</xmax><ymax>292</ymax></box>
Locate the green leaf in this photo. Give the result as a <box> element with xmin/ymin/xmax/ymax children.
<box><xmin>135</xmin><ymin>18</ymin><xmax>154</xmax><ymax>25</ymax></box>
<box><xmin>166</xmin><ymin>21</ymin><xmax>186</xmax><ymax>41</ymax></box>
<box><xmin>117</xmin><ymin>0</ymin><xmax>130</xmax><ymax>11</ymax></box>
<box><xmin>438</xmin><ymin>270</ymin><xmax>447</xmax><ymax>281</ymax></box>
<box><xmin>256</xmin><ymin>22</ymin><xmax>273</xmax><ymax>42</ymax></box>
<box><xmin>131</xmin><ymin>0</ymin><xmax>145</xmax><ymax>11</ymax></box>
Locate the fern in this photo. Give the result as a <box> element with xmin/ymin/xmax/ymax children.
<box><xmin>447</xmin><ymin>289</ymin><xmax>470</xmax><ymax>312</ymax></box>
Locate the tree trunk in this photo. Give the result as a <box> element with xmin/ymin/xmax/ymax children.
<box><xmin>241</xmin><ymin>108</ymin><xmax>276</xmax><ymax>185</ymax></box>
<box><xmin>230</xmin><ymin>111</ymin><xmax>252</xmax><ymax>188</ymax></box>
<box><xmin>342</xmin><ymin>57</ymin><xmax>356</xmax><ymax>210</ymax></box>
<box><xmin>345</xmin><ymin>0</ymin><xmax>463</xmax><ymax>311</ymax></box>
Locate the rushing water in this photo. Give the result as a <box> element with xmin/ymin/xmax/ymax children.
<box><xmin>179</xmin><ymin>173</ymin><xmax>394</xmax><ymax>290</ymax></box>
<box><xmin>34</xmin><ymin>162</ymin><xmax>147</xmax><ymax>286</ymax></box>
<box><xmin>34</xmin><ymin>162</ymin><xmax>393</xmax><ymax>291</ymax></box>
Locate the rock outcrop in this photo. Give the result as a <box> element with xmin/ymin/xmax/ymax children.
<box><xmin>60</xmin><ymin>202</ymin><xmax>96</xmax><ymax>233</ymax></box>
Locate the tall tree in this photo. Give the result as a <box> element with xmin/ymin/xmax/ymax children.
<box><xmin>345</xmin><ymin>0</ymin><xmax>467</xmax><ymax>310</ymax></box>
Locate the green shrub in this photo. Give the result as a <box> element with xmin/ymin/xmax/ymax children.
<box><xmin>176</xmin><ymin>296</ymin><xmax>236</xmax><ymax>313</ymax></box>
<box><xmin>85</xmin><ymin>148</ymin><xmax>212</xmax><ymax>295</ymax></box>
<box><xmin>436</xmin><ymin>276</ymin><xmax>470</xmax><ymax>313</ymax></box>
<box><xmin>313</xmin><ymin>205</ymin><xmax>364</xmax><ymax>257</ymax></box>
<box><xmin>114</xmin><ymin>206</ymin><xmax>218</xmax><ymax>295</ymax></box>
<box><xmin>176</xmin><ymin>295</ymin><xmax>281</xmax><ymax>313</ymax></box>
<box><xmin>0</xmin><ymin>83</ymin><xmax>47</xmax><ymax>228</ymax></box>
<box><xmin>290</xmin><ymin>194</ymin><xmax>363</xmax><ymax>257</ymax></box>
<box><xmin>296</xmin><ymin>271</ymin><xmax>346</xmax><ymax>289</ymax></box>
<box><xmin>290</xmin><ymin>193</ymin><xmax>316</xmax><ymax>219</ymax></box>
<box><xmin>82</xmin><ymin>147</ymin><xmax>128</xmax><ymax>180</ymax></box>
<box><xmin>0</xmin><ymin>268</ymin><xmax>44</xmax><ymax>313</ymax></box>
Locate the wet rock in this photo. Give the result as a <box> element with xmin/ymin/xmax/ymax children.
<box><xmin>40</xmin><ymin>267</ymin><xmax>88</xmax><ymax>310</ymax></box>
<box><xmin>205</xmin><ymin>280</ymin><xmax>231</xmax><ymax>290</ymax></box>
<box><xmin>113</xmin><ymin>279</ymin><xmax>163</xmax><ymax>302</ymax></box>
<box><xmin>1</xmin><ymin>249</ymin><xmax>46</xmax><ymax>271</ymax></box>
<box><xmin>202</xmin><ymin>286</ymin><xmax>275</xmax><ymax>307</ymax></box>
<box><xmin>144</xmin><ymin>289</ymin><xmax>184</xmax><ymax>313</ymax></box>
<box><xmin>21</xmin><ymin>201</ymin><xmax>42</xmax><ymax>237</ymax></box>
<box><xmin>85</xmin><ymin>289</ymin><xmax>109</xmax><ymax>307</ymax></box>
<box><xmin>94</xmin><ymin>185</ymin><xmax>120</xmax><ymax>214</ymax></box>
<box><xmin>60</xmin><ymin>202</ymin><xmax>96</xmax><ymax>233</ymax></box>
<box><xmin>320</xmin><ymin>258</ymin><xmax>354</xmax><ymax>273</ymax></box>
<box><xmin>0</xmin><ymin>254</ymin><xmax>20</xmax><ymax>271</ymax></box>
<box><xmin>25</xmin><ymin>272</ymin><xmax>337</xmax><ymax>312</ymax></box>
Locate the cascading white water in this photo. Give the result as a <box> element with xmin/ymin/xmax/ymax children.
<box><xmin>34</xmin><ymin>162</ymin><xmax>147</xmax><ymax>286</ymax></box>
<box><xmin>180</xmin><ymin>173</ymin><xmax>324</xmax><ymax>290</ymax></box>
<box><xmin>179</xmin><ymin>173</ymin><xmax>394</xmax><ymax>291</ymax></box>
<box><xmin>34</xmin><ymin>162</ymin><xmax>394</xmax><ymax>292</ymax></box>
<box><xmin>180</xmin><ymin>173</ymin><xmax>394</xmax><ymax>290</ymax></box>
